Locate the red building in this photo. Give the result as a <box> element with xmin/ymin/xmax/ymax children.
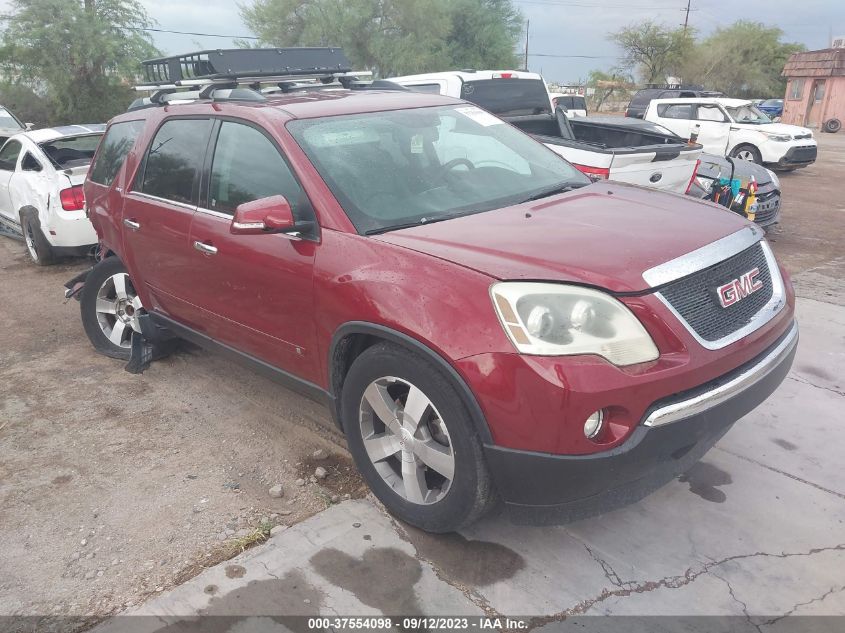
<box><xmin>781</xmin><ymin>47</ymin><xmax>845</xmax><ymax>132</ymax></box>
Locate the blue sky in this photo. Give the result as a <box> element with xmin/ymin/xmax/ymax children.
<box><xmin>3</xmin><ymin>0</ymin><xmax>839</xmax><ymax>84</ymax></box>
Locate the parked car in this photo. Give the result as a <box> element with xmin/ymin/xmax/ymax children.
<box><xmin>0</xmin><ymin>124</ymin><xmax>105</xmax><ymax>264</ymax></box>
<box><xmin>0</xmin><ymin>105</ymin><xmax>33</xmax><ymax>146</ymax></box>
<box><xmin>589</xmin><ymin>116</ymin><xmax>783</xmax><ymax>228</ymax></box>
<box><xmin>645</xmin><ymin>97</ymin><xmax>817</xmax><ymax>169</ymax></box>
<box><xmin>625</xmin><ymin>87</ymin><xmax>723</xmax><ymax>119</ymax></box>
<box><xmin>74</xmin><ymin>49</ymin><xmax>797</xmax><ymax>533</ymax></box>
<box><xmin>390</xmin><ymin>70</ymin><xmax>702</xmax><ymax>193</ymax></box>
<box><xmin>549</xmin><ymin>93</ymin><xmax>587</xmax><ymax>116</ymax></box>
<box><xmin>757</xmin><ymin>99</ymin><xmax>784</xmax><ymax>118</ymax></box>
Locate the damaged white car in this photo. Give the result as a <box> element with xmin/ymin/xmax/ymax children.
<box><xmin>0</xmin><ymin>124</ymin><xmax>104</xmax><ymax>265</ymax></box>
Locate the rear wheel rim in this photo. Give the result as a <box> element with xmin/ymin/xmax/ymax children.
<box><xmin>359</xmin><ymin>376</ymin><xmax>455</xmax><ymax>505</ymax></box>
<box><xmin>24</xmin><ymin>221</ymin><xmax>38</xmax><ymax>261</ymax></box>
<box><xmin>95</xmin><ymin>273</ymin><xmax>142</xmax><ymax>349</ymax></box>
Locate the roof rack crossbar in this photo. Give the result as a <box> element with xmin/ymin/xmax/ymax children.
<box><xmin>140</xmin><ymin>47</ymin><xmax>352</xmax><ymax>86</ymax></box>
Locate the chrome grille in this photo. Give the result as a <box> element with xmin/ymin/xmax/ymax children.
<box><xmin>658</xmin><ymin>243</ymin><xmax>774</xmax><ymax>343</ymax></box>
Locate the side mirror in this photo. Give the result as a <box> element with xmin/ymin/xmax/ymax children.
<box><xmin>231</xmin><ymin>195</ymin><xmax>295</xmax><ymax>235</ymax></box>
<box><xmin>25</xmin><ymin>122</ymin><xmax>35</xmax><ymax>131</ymax></box>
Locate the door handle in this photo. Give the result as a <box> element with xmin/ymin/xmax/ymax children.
<box><xmin>123</xmin><ymin>218</ymin><xmax>140</xmax><ymax>230</ymax></box>
<box><xmin>193</xmin><ymin>240</ymin><xmax>218</xmax><ymax>255</ymax></box>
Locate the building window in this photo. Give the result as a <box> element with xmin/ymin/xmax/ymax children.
<box><xmin>789</xmin><ymin>79</ymin><xmax>804</xmax><ymax>100</ymax></box>
<box><xmin>813</xmin><ymin>81</ymin><xmax>826</xmax><ymax>102</ymax></box>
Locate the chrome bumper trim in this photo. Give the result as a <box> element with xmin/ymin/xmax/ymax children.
<box><xmin>644</xmin><ymin>321</ymin><xmax>798</xmax><ymax>427</ymax></box>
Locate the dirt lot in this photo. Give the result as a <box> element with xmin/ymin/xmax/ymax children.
<box><xmin>0</xmin><ymin>242</ymin><xmax>365</xmax><ymax>620</ymax></box>
<box><xmin>1</xmin><ymin>132</ymin><xmax>843</xmax><ymax>623</ymax></box>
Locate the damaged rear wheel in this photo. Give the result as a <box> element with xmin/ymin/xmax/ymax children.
<box><xmin>81</xmin><ymin>257</ymin><xmax>143</xmax><ymax>360</ymax></box>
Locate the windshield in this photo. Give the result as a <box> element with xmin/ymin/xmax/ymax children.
<box><xmin>726</xmin><ymin>104</ymin><xmax>772</xmax><ymax>124</ymax></box>
<box><xmin>460</xmin><ymin>78</ymin><xmax>551</xmax><ymax>116</ymax></box>
<box><xmin>40</xmin><ymin>134</ymin><xmax>103</xmax><ymax>169</ymax></box>
<box><xmin>0</xmin><ymin>107</ymin><xmax>24</xmax><ymax>131</ymax></box>
<box><xmin>287</xmin><ymin>105</ymin><xmax>588</xmax><ymax>235</ymax></box>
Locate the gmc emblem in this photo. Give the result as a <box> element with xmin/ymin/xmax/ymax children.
<box><xmin>716</xmin><ymin>268</ymin><xmax>763</xmax><ymax>308</ymax></box>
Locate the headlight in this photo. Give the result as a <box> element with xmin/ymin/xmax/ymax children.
<box><xmin>490</xmin><ymin>282</ymin><xmax>659</xmax><ymax>366</ymax></box>
<box><xmin>762</xmin><ymin>131</ymin><xmax>791</xmax><ymax>142</ymax></box>
<box><xmin>766</xmin><ymin>168</ymin><xmax>780</xmax><ymax>189</ymax></box>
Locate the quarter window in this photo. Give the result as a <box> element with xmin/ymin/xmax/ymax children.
<box><xmin>658</xmin><ymin>104</ymin><xmax>694</xmax><ymax>120</ymax></box>
<box><xmin>89</xmin><ymin>120</ymin><xmax>144</xmax><ymax>186</ymax></box>
<box><xmin>141</xmin><ymin>118</ymin><xmax>212</xmax><ymax>205</ymax></box>
<box><xmin>0</xmin><ymin>140</ymin><xmax>22</xmax><ymax>171</ymax></box>
<box><xmin>21</xmin><ymin>153</ymin><xmax>42</xmax><ymax>171</ymax></box>
<box><xmin>208</xmin><ymin>121</ymin><xmax>308</xmax><ymax>218</ymax></box>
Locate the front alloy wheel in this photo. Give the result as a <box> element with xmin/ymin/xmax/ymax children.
<box><xmin>341</xmin><ymin>342</ymin><xmax>494</xmax><ymax>532</ymax></box>
<box><xmin>359</xmin><ymin>376</ymin><xmax>455</xmax><ymax>505</ymax></box>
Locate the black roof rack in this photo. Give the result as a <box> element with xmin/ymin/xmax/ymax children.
<box><xmin>140</xmin><ymin>47</ymin><xmax>352</xmax><ymax>87</ymax></box>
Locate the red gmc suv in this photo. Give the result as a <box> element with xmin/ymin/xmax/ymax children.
<box><xmin>76</xmin><ymin>83</ymin><xmax>797</xmax><ymax>532</ymax></box>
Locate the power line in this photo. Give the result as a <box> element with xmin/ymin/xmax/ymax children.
<box><xmin>529</xmin><ymin>53</ymin><xmax>619</xmax><ymax>58</ymax></box>
<box><xmin>126</xmin><ymin>26</ymin><xmax>260</xmax><ymax>40</ymax></box>
<box><xmin>513</xmin><ymin>0</ymin><xmax>682</xmax><ymax>9</ymax></box>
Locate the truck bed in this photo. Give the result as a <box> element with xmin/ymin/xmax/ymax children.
<box><xmin>504</xmin><ymin>113</ymin><xmax>701</xmax><ymax>192</ymax></box>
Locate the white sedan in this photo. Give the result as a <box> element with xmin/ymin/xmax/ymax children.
<box><xmin>0</xmin><ymin>124</ymin><xmax>105</xmax><ymax>265</ymax></box>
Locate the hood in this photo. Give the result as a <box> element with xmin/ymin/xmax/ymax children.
<box><xmin>696</xmin><ymin>152</ymin><xmax>774</xmax><ymax>186</ymax></box>
<box><xmin>736</xmin><ymin>122</ymin><xmax>814</xmax><ymax>138</ymax></box>
<box><xmin>374</xmin><ymin>182</ymin><xmax>752</xmax><ymax>293</ymax></box>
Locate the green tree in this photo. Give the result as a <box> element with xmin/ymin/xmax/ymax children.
<box><xmin>0</xmin><ymin>0</ymin><xmax>158</xmax><ymax>124</ymax></box>
<box><xmin>0</xmin><ymin>82</ymin><xmax>51</xmax><ymax>128</ymax></box>
<box><xmin>610</xmin><ymin>21</ymin><xmax>693</xmax><ymax>84</ymax></box>
<box><xmin>586</xmin><ymin>69</ymin><xmax>631</xmax><ymax>112</ymax></box>
<box><xmin>240</xmin><ymin>0</ymin><xmax>522</xmax><ymax>77</ymax></box>
<box><xmin>680</xmin><ymin>22</ymin><xmax>804</xmax><ymax>97</ymax></box>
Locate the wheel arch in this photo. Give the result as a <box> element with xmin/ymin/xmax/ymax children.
<box><xmin>729</xmin><ymin>142</ymin><xmax>762</xmax><ymax>160</ymax></box>
<box><xmin>328</xmin><ymin>321</ymin><xmax>494</xmax><ymax>444</ymax></box>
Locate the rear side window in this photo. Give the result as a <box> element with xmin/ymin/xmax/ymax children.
<box><xmin>140</xmin><ymin>118</ymin><xmax>212</xmax><ymax>205</ymax></box>
<box><xmin>89</xmin><ymin>120</ymin><xmax>144</xmax><ymax>186</ymax></box>
<box><xmin>208</xmin><ymin>121</ymin><xmax>307</xmax><ymax>218</ymax></box>
<box><xmin>657</xmin><ymin>104</ymin><xmax>694</xmax><ymax>120</ymax></box>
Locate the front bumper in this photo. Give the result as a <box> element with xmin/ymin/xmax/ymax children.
<box><xmin>483</xmin><ymin>321</ymin><xmax>798</xmax><ymax>523</ymax></box>
<box><xmin>772</xmin><ymin>144</ymin><xmax>817</xmax><ymax>168</ymax></box>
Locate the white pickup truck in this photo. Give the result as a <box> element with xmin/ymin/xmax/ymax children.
<box><xmin>389</xmin><ymin>70</ymin><xmax>702</xmax><ymax>193</ymax></box>
<box><xmin>645</xmin><ymin>97</ymin><xmax>817</xmax><ymax>170</ymax></box>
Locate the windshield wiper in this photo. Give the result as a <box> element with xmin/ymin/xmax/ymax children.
<box><xmin>364</xmin><ymin>214</ymin><xmax>457</xmax><ymax>236</ymax></box>
<box><xmin>521</xmin><ymin>181</ymin><xmax>587</xmax><ymax>203</ymax></box>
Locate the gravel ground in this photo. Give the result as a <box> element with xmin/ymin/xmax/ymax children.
<box><xmin>0</xmin><ymin>243</ymin><xmax>365</xmax><ymax>621</ymax></box>
<box><xmin>0</xmin><ymin>131</ymin><xmax>842</xmax><ymax>624</ymax></box>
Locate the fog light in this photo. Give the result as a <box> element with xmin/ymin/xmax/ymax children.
<box><xmin>584</xmin><ymin>410</ymin><xmax>604</xmax><ymax>439</ymax></box>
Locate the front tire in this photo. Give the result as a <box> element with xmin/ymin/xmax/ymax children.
<box><xmin>80</xmin><ymin>257</ymin><xmax>143</xmax><ymax>360</ymax></box>
<box><xmin>20</xmin><ymin>209</ymin><xmax>55</xmax><ymax>266</ymax></box>
<box><xmin>341</xmin><ymin>342</ymin><xmax>495</xmax><ymax>532</ymax></box>
<box><xmin>729</xmin><ymin>144</ymin><xmax>762</xmax><ymax>165</ymax></box>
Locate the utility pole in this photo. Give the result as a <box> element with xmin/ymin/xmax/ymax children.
<box><xmin>524</xmin><ymin>19</ymin><xmax>530</xmax><ymax>71</ymax></box>
<box><xmin>682</xmin><ymin>0</ymin><xmax>692</xmax><ymax>33</ymax></box>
